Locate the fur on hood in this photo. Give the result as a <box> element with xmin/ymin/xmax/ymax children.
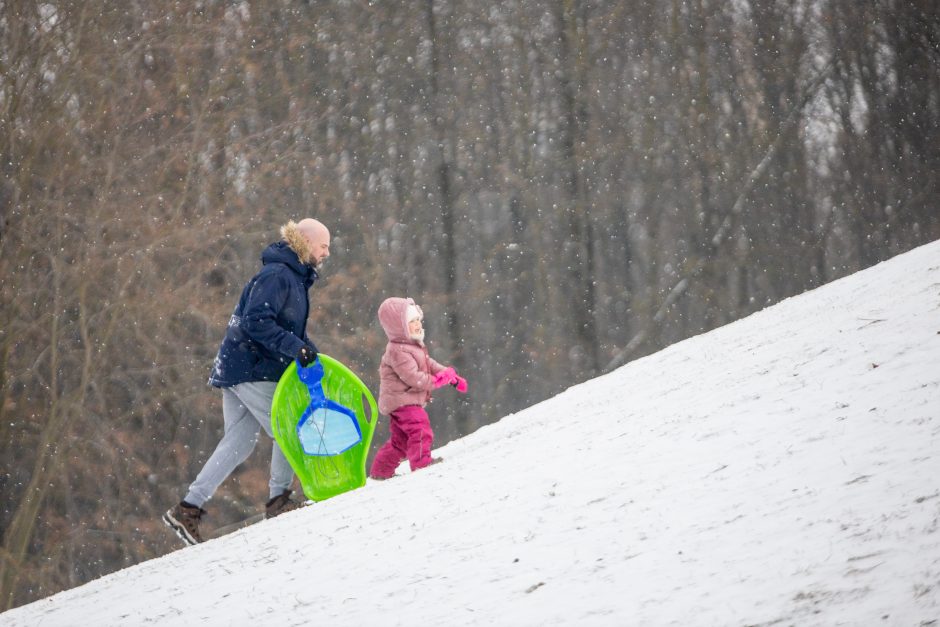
<box><xmin>280</xmin><ymin>220</ymin><xmax>312</xmax><ymax>265</ymax></box>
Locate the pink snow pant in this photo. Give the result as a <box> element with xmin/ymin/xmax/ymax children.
<box><xmin>370</xmin><ymin>405</ymin><xmax>434</xmax><ymax>479</ymax></box>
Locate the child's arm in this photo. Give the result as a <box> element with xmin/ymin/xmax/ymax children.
<box><xmin>429</xmin><ymin>355</ymin><xmax>467</xmax><ymax>393</ymax></box>
<box><xmin>387</xmin><ymin>351</ymin><xmax>434</xmax><ymax>391</ymax></box>
<box><xmin>427</xmin><ymin>356</ymin><xmax>448</xmax><ymax>375</ymax></box>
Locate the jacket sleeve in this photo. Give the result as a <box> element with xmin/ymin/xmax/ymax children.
<box><xmin>428</xmin><ymin>356</ymin><xmax>448</xmax><ymax>375</ymax></box>
<box><xmin>387</xmin><ymin>350</ymin><xmax>433</xmax><ymax>391</ymax></box>
<box><xmin>240</xmin><ymin>271</ymin><xmax>306</xmax><ymax>358</ymax></box>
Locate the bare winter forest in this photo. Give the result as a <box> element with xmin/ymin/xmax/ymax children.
<box><xmin>1</xmin><ymin>0</ymin><xmax>938</xmax><ymax>610</ymax></box>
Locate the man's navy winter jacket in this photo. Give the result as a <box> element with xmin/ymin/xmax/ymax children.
<box><xmin>208</xmin><ymin>242</ymin><xmax>318</xmax><ymax>388</ymax></box>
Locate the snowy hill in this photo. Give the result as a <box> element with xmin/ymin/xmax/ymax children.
<box><xmin>3</xmin><ymin>241</ymin><xmax>939</xmax><ymax>626</ymax></box>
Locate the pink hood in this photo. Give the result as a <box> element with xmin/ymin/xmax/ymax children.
<box><xmin>378</xmin><ymin>297</ymin><xmax>424</xmax><ymax>343</ymax></box>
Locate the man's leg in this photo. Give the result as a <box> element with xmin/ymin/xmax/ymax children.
<box><xmin>184</xmin><ymin>388</ymin><xmax>262</xmax><ymax>507</ymax></box>
<box><xmin>229</xmin><ymin>381</ymin><xmax>295</xmax><ymax>500</ymax></box>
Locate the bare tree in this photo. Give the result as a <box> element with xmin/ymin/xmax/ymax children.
<box><xmin>2</xmin><ymin>0</ymin><xmax>937</xmax><ymax>609</ymax></box>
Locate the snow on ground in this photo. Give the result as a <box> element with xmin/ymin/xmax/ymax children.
<box><xmin>3</xmin><ymin>241</ymin><xmax>939</xmax><ymax>627</ymax></box>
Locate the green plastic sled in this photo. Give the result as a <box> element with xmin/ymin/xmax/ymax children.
<box><xmin>271</xmin><ymin>355</ymin><xmax>377</xmax><ymax>502</ymax></box>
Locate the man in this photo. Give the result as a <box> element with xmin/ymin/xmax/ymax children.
<box><xmin>163</xmin><ymin>218</ymin><xmax>330</xmax><ymax>546</ymax></box>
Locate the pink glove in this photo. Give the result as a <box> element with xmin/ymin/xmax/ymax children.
<box><xmin>453</xmin><ymin>374</ymin><xmax>468</xmax><ymax>393</ymax></box>
<box><xmin>432</xmin><ymin>367</ymin><xmax>457</xmax><ymax>389</ymax></box>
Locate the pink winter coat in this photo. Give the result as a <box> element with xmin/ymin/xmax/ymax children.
<box><xmin>377</xmin><ymin>297</ymin><xmax>447</xmax><ymax>415</ymax></box>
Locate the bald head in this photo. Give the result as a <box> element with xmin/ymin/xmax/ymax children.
<box><xmin>297</xmin><ymin>218</ymin><xmax>331</xmax><ymax>267</ymax></box>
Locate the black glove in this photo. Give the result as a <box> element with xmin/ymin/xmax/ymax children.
<box><xmin>297</xmin><ymin>342</ymin><xmax>318</xmax><ymax>367</ymax></box>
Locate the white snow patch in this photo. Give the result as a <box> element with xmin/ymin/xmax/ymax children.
<box><xmin>3</xmin><ymin>241</ymin><xmax>940</xmax><ymax>626</ymax></box>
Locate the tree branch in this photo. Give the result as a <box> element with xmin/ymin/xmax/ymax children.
<box><xmin>603</xmin><ymin>61</ymin><xmax>834</xmax><ymax>374</ymax></box>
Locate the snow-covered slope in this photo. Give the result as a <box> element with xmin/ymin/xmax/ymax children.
<box><xmin>4</xmin><ymin>241</ymin><xmax>939</xmax><ymax>626</ymax></box>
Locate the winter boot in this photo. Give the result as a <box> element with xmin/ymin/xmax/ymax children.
<box><xmin>265</xmin><ymin>489</ymin><xmax>305</xmax><ymax>519</ymax></box>
<box><xmin>163</xmin><ymin>502</ymin><xmax>205</xmax><ymax>546</ymax></box>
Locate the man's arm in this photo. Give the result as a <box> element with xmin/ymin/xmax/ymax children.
<box><xmin>240</xmin><ymin>272</ymin><xmax>306</xmax><ymax>358</ymax></box>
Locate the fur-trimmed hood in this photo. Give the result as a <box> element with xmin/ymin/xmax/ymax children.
<box><xmin>260</xmin><ymin>239</ymin><xmax>318</xmax><ymax>286</ymax></box>
<box><xmin>280</xmin><ymin>220</ymin><xmax>312</xmax><ymax>266</ymax></box>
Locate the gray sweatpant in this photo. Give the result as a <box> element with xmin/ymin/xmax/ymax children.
<box><xmin>184</xmin><ymin>381</ymin><xmax>294</xmax><ymax>507</ymax></box>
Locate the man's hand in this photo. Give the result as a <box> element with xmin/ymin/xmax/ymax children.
<box><xmin>297</xmin><ymin>343</ymin><xmax>318</xmax><ymax>367</ymax></box>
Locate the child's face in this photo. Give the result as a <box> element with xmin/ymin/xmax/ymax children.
<box><xmin>408</xmin><ymin>317</ymin><xmax>423</xmax><ymax>336</ymax></box>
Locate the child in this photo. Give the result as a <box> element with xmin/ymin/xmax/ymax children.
<box><xmin>370</xmin><ymin>297</ymin><xmax>467</xmax><ymax>480</ymax></box>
